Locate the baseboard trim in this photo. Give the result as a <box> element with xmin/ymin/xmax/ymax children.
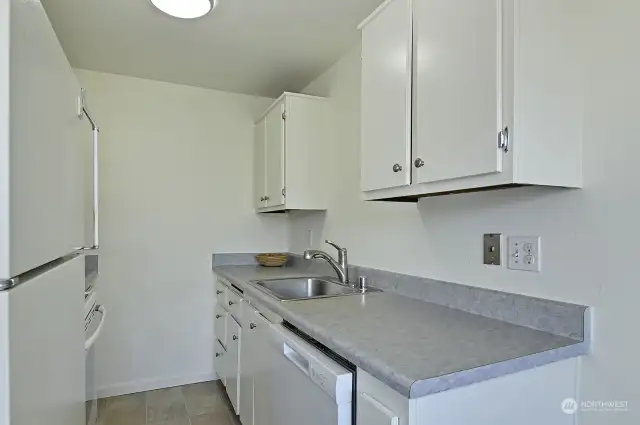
<box><xmin>97</xmin><ymin>372</ymin><xmax>219</xmax><ymax>398</ymax></box>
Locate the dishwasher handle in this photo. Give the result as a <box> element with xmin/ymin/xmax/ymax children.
<box><xmin>284</xmin><ymin>343</ymin><xmax>310</xmax><ymax>376</ymax></box>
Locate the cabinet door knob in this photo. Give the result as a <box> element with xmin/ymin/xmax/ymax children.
<box><xmin>414</xmin><ymin>158</ymin><xmax>425</xmax><ymax>168</ymax></box>
<box><xmin>250</xmin><ymin>323</ymin><xmax>257</xmax><ymax>330</ymax></box>
<box><xmin>215</xmin><ymin>353</ymin><xmax>221</xmax><ymax>358</ymax></box>
<box><xmin>233</xmin><ymin>335</ymin><xmax>238</xmax><ymax>341</ymax></box>
<box><xmin>216</xmin><ymin>290</ymin><xmax>223</xmax><ymax>295</ymax></box>
<box><xmin>264</xmin><ymin>196</ymin><xmax>270</xmax><ymax>201</ymax></box>
<box><xmin>228</xmin><ymin>301</ymin><xmax>234</xmax><ymax>306</ymax></box>
<box><xmin>215</xmin><ymin>314</ymin><xmax>221</xmax><ymax>319</ymax></box>
<box><xmin>392</xmin><ymin>163</ymin><xmax>403</xmax><ymax>173</ymax></box>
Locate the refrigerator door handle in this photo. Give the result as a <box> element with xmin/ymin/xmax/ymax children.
<box><xmin>78</xmin><ymin>88</ymin><xmax>100</xmax><ymax>250</ymax></box>
<box><xmin>90</xmin><ymin>125</ymin><xmax>99</xmax><ymax>249</ymax></box>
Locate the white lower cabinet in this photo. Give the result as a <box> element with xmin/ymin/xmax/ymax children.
<box><xmin>357</xmin><ymin>357</ymin><xmax>579</xmax><ymax>425</ymax></box>
<box><xmin>226</xmin><ymin>315</ymin><xmax>241</xmax><ymax>415</ymax></box>
<box><xmin>214</xmin><ymin>303</ymin><xmax>228</xmax><ymax>349</ymax></box>
<box><xmin>214</xmin><ymin>277</ymin><xmax>243</xmax><ymax>416</ymax></box>
<box><xmin>357</xmin><ymin>370</ymin><xmax>409</xmax><ymax>425</ymax></box>
<box><xmin>240</xmin><ymin>302</ymin><xmax>272</xmax><ymax>425</ymax></box>
<box><xmin>215</xmin><ymin>340</ymin><xmax>227</xmax><ymax>387</ymax></box>
<box><xmin>239</xmin><ymin>303</ymin><xmax>256</xmax><ymax>425</ymax></box>
<box><xmin>358</xmin><ymin>393</ymin><xmax>400</xmax><ymax>425</ymax></box>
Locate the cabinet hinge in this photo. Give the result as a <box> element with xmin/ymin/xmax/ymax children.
<box><xmin>282</xmin><ymin>188</ymin><xmax>286</xmax><ymax>197</ymax></box>
<box><xmin>282</xmin><ymin>112</ymin><xmax>287</xmax><ymax>120</ymax></box>
<box><xmin>498</xmin><ymin>126</ymin><xmax>509</xmax><ymax>153</ymax></box>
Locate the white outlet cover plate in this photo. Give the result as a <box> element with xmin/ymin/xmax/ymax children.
<box><xmin>508</xmin><ymin>236</ymin><xmax>541</xmax><ymax>272</ymax></box>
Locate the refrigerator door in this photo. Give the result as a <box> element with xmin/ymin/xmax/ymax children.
<box><xmin>0</xmin><ymin>255</ymin><xmax>85</xmax><ymax>425</ymax></box>
<box><xmin>0</xmin><ymin>0</ymin><xmax>85</xmax><ymax>281</ymax></box>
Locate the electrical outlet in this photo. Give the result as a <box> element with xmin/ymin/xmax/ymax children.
<box><xmin>508</xmin><ymin>236</ymin><xmax>541</xmax><ymax>272</ymax></box>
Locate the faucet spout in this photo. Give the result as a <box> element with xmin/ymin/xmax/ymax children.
<box><xmin>303</xmin><ymin>241</ymin><xmax>349</xmax><ymax>285</ymax></box>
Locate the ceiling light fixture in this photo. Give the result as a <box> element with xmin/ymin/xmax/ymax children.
<box><xmin>150</xmin><ymin>0</ymin><xmax>217</xmax><ymax>19</ymax></box>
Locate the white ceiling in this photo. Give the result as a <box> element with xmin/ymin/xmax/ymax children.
<box><xmin>42</xmin><ymin>0</ymin><xmax>383</xmax><ymax>98</ymax></box>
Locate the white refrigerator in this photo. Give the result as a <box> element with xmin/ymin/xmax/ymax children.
<box><xmin>0</xmin><ymin>1</ymin><xmax>99</xmax><ymax>425</ymax></box>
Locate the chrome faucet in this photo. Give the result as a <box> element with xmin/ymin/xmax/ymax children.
<box><xmin>304</xmin><ymin>240</ymin><xmax>349</xmax><ymax>285</ymax></box>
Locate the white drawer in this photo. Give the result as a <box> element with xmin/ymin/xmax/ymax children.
<box><xmin>226</xmin><ymin>287</ymin><xmax>243</xmax><ymax>321</ymax></box>
<box><xmin>215</xmin><ymin>280</ymin><xmax>227</xmax><ymax>305</ymax></box>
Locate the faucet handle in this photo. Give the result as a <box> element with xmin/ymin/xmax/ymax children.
<box><xmin>325</xmin><ymin>240</ymin><xmax>346</xmax><ymax>252</ymax></box>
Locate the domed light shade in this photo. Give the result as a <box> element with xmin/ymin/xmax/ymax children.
<box><xmin>150</xmin><ymin>0</ymin><xmax>216</xmax><ymax>19</ymax></box>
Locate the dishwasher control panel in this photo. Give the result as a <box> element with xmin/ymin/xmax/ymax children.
<box><xmin>311</xmin><ymin>366</ymin><xmax>329</xmax><ymax>391</ymax></box>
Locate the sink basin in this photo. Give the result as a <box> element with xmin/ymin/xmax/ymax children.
<box><xmin>251</xmin><ymin>277</ymin><xmax>376</xmax><ymax>301</ymax></box>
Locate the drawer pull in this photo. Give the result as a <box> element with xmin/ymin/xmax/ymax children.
<box><xmin>250</xmin><ymin>323</ymin><xmax>257</xmax><ymax>330</ymax></box>
<box><xmin>232</xmin><ymin>335</ymin><xmax>238</xmax><ymax>341</ymax></box>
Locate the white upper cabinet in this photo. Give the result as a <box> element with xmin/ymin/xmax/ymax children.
<box><xmin>413</xmin><ymin>0</ymin><xmax>503</xmax><ymax>184</ymax></box>
<box><xmin>253</xmin><ymin>120</ymin><xmax>267</xmax><ymax>210</ymax></box>
<box><xmin>359</xmin><ymin>0</ymin><xmax>584</xmax><ymax>201</ymax></box>
<box><xmin>253</xmin><ymin>93</ymin><xmax>329</xmax><ymax>213</ymax></box>
<box><xmin>265</xmin><ymin>103</ymin><xmax>286</xmax><ymax>209</ymax></box>
<box><xmin>1</xmin><ymin>0</ymin><xmax>85</xmax><ymax>280</ymax></box>
<box><xmin>359</xmin><ymin>0</ymin><xmax>412</xmax><ymax>191</ymax></box>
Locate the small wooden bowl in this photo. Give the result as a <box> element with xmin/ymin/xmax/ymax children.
<box><xmin>256</xmin><ymin>253</ymin><xmax>289</xmax><ymax>267</ymax></box>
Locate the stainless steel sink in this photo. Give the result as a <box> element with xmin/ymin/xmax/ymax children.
<box><xmin>250</xmin><ymin>277</ymin><xmax>378</xmax><ymax>301</ymax></box>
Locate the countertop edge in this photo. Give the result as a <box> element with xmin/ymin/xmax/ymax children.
<box><xmin>409</xmin><ymin>341</ymin><xmax>590</xmax><ymax>398</ymax></box>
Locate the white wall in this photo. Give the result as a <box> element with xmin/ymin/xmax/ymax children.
<box><xmin>288</xmin><ymin>2</ymin><xmax>640</xmax><ymax>423</ymax></box>
<box><xmin>76</xmin><ymin>70</ymin><xmax>288</xmax><ymax>396</ymax></box>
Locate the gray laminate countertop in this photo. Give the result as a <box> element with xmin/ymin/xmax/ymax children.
<box><xmin>213</xmin><ymin>265</ymin><xmax>588</xmax><ymax>399</ymax></box>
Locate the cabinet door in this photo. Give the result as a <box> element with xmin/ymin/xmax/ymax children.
<box><xmin>357</xmin><ymin>392</ymin><xmax>400</xmax><ymax>425</ymax></box>
<box><xmin>2</xmin><ymin>0</ymin><xmax>85</xmax><ymax>279</ymax></box>
<box><xmin>253</xmin><ymin>120</ymin><xmax>267</xmax><ymax>209</ymax></box>
<box><xmin>226</xmin><ymin>316</ymin><xmax>241</xmax><ymax>415</ymax></box>
<box><xmin>215</xmin><ymin>340</ymin><xmax>227</xmax><ymax>387</ymax></box>
<box><xmin>239</xmin><ymin>306</ymin><xmax>259</xmax><ymax>425</ymax></box>
<box><xmin>250</xmin><ymin>312</ymin><xmax>274</xmax><ymax>425</ymax></box>
<box><xmin>264</xmin><ymin>102</ymin><xmax>285</xmax><ymax>208</ymax></box>
<box><xmin>413</xmin><ymin>0</ymin><xmax>504</xmax><ymax>184</ymax></box>
<box><xmin>214</xmin><ymin>303</ymin><xmax>227</xmax><ymax>349</ymax></box>
<box><xmin>360</xmin><ymin>0</ymin><xmax>412</xmax><ymax>192</ymax></box>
